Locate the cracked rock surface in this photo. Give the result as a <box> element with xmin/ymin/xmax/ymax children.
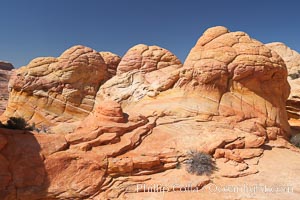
<box><xmin>0</xmin><ymin>27</ymin><xmax>299</xmax><ymax>200</ymax></box>
<box><xmin>1</xmin><ymin>46</ymin><xmax>111</xmax><ymax>126</ymax></box>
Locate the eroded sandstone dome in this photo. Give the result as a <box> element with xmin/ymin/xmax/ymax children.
<box><xmin>127</xmin><ymin>26</ymin><xmax>290</xmax><ymax>136</ymax></box>
<box><xmin>96</xmin><ymin>44</ymin><xmax>183</xmax><ymax>104</ymax></box>
<box><xmin>0</xmin><ymin>26</ymin><xmax>295</xmax><ymax>200</ymax></box>
<box><xmin>2</xmin><ymin>45</ymin><xmax>111</xmax><ymax>125</ymax></box>
<box><xmin>180</xmin><ymin>26</ymin><xmax>290</xmax><ymax>133</ymax></box>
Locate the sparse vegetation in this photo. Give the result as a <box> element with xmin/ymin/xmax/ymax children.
<box><xmin>5</xmin><ymin>117</ymin><xmax>33</xmax><ymax>130</ymax></box>
<box><xmin>290</xmin><ymin>134</ymin><xmax>300</xmax><ymax>148</ymax></box>
<box><xmin>34</xmin><ymin>125</ymin><xmax>51</xmax><ymax>134</ymax></box>
<box><xmin>185</xmin><ymin>150</ymin><xmax>216</xmax><ymax>175</ymax></box>
<box><xmin>1</xmin><ymin>117</ymin><xmax>51</xmax><ymax>133</ymax></box>
<box><xmin>288</xmin><ymin>70</ymin><xmax>300</xmax><ymax>80</ymax></box>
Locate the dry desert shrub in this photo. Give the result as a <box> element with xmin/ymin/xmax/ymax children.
<box><xmin>185</xmin><ymin>150</ymin><xmax>216</xmax><ymax>175</ymax></box>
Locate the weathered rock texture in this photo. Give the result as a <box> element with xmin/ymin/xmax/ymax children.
<box><xmin>0</xmin><ymin>27</ymin><xmax>298</xmax><ymax>200</ymax></box>
<box><xmin>1</xmin><ymin>46</ymin><xmax>113</xmax><ymax>126</ymax></box>
<box><xmin>99</xmin><ymin>51</ymin><xmax>121</xmax><ymax>78</ymax></box>
<box><xmin>97</xmin><ymin>44</ymin><xmax>182</xmax><ymax>105</ymax></box>
<box><xmin>266</xmin><ymin>42</ymin><xmax>300</xmax><ymax>120</ymax></box>
<box><xmin>266</xmin><ymin>42</ymin><xmax>300</xmax><ymax>76</ymax></box>
<box><xmin>180</xmin><ymin>26</ymin><xmax>290</xmax><ymax>134</ymax></box>
<box><xmin>0</xmin><ymin>61</ymin><xmax>14</xmax><ymax>114</ymax></box>
<box><xmin>124</xmin><ymin>26</ymin><xmax>290</xmax><ymax>137</ymax></box>
<box><xmin>287</xmin><ymin>78</ymin><xmax>300</xmax><ymax>119</ymax></box>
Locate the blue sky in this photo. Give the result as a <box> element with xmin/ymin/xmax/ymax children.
<box><xmin>0</xmin><ymin>0</ymin><xmax>299</xmax><ymax>68</ymax></box>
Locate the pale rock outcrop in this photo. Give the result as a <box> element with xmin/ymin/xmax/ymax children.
<box><xmin>266</xmin><ymin>42</ymin><xmax>300</xmax><ymax>76</ymax></box>
<box><xmin>96</xmin><ymin>44</ymin><xmax>182</xmax><ymax>105</ymax></box>
<box><xmin>0</xmin><ymin>61</ymin><xmax>14</xmax><ymax>114</ymax></box>
<box><xmin>266</xmin><ymin>42</ymin><xmax>300</xmax><ymax>120</ymax></box>
<box><xmin>1</xmin><ymin>45</ymin><xmax>110</xmax><ymax>125</ymax></box>
<box><xmin>287</xmin><ymin>78</ymin><xmax>300</xmax><ymax>119</ymax></box>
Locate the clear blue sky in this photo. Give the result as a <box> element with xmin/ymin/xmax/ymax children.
<box><xmin>1</xmin><ymin>0</ymin><xmax>300</xmax><ymax>68</ymax></box>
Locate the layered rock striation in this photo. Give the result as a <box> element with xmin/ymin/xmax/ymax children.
<box><xmin>0</xmin><ymin>61</ymin><xmax>14</xmax><ymax>114</ymax></box>
<box><xmin>266</xmin><ymin>42</ymin><xmax>300</xmax><ymax>76</ymax></box>
<box><xmin>266</xmin><ymin>42</ymin><xmax>300</xmax><ymax>120</ymax></box>
<box><xmin>1</xmin><ymin>46</ymin><xmax>116</xmax><ymax>125</ymax></box>
<box><xmin>124</xmin><ymin>26</ymin><xmax>290</xmax><ymax>137</ymax></box>
<box><xmin>181</xmin><ymin>26</ymin><xmax>290</xmax><ymax>135</ymax></box>
<box><xmin>97</xmin><ymin>44</ymin><xmax>182</xmax><ymax>105</ymax></box>
<box><xmin>0</xmin><ymin>26</ymin><xmax>297</xmax><ymax>200</ymax></box>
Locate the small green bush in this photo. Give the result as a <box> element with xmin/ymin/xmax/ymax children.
<box><xmin>185</xmin><ymin>150</ymin><xmax>216</xmax><ymax>175</ymax></box>
<box><xmin>290</xmin><ymin>134</ymin><xmax>300</xmax><ymax>148</ymax></box>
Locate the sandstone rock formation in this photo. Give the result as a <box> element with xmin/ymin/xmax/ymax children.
<box><xmin>96</xmin><ymin>44</ymin><xmax>182</xmax><ymax>105</ymax></box>
<box><xmin>0</xmin><ymin>27</ymin><xmax>298</xmax><ymax>200</ymax></box>
<box><xmin>266</xmin><ymin>42</ymin><xmax>300</xmax><ymax>76</ymax></box>
<box><xmin>287</xmin><ymin>78</ymin><xmax>300</xmax><ymax>120</ymax></box>
<box><xmin>0</xmin><ymin>61</ymin><xmax>14</xmax><ymax>71</ymax></box>
<box><xmin>99</xmin><ymin>51</ymin><xmax>121</xmax><ymax>78</ymax></box>
<box><xmin>0</xmin><ymin>61</ymin><xmax>14</xmax><ymax>114</ymax></box>
<box><xmin>124</xmin><ymin>26</ymin><xmax>290</xmax><ymax>137</ymax></box>
<box><xmin>179</xmin><ymin>26</ymin><xmax>290</xmax><ymax>133</ymax></box>
<box><xmin>1</xmin><ymin>46</ymin><xmax>113</xmax><ymax>126</ymax></box>
<box><xmin>266</xmin><ymin>42</ymin><xmax>300</xmax><ymax>120</ymax></box>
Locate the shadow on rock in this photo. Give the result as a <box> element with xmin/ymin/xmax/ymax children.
<box><xmin>0</xmin><ymin>128</ymin><xmax>50</xmax><ymax>199</ymax></box>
